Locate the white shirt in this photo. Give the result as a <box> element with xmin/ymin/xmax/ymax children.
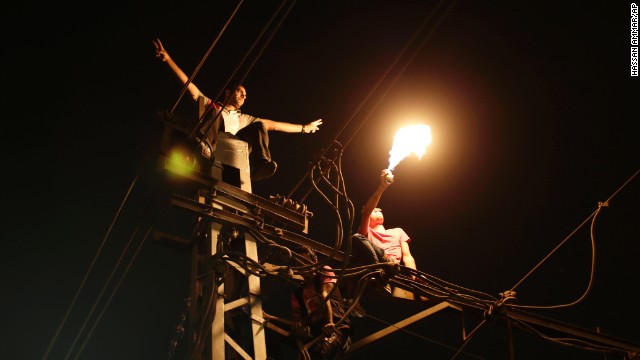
<box><xmin>222</xmin><ymin>109</ymin><xmax>241</xmax><ymax>135</ymax></box>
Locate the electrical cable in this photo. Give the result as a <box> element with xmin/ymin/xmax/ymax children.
<box><xmin>286</xmin><ymin>0</ymin><xmax>459</xmax><ymax>200</ymax></box>
<box><xmin>63</xmin><ymin>227</ymin><xmax>140</xmax><ymax>360</ymax></box>
<box><xmin>40</xmin><ymin>165</ymin><xmax>144</xmax><ymax>360</ymax></box>
<box><xmin>46</xmin><ymin>2</ymin><xmax>301</xmax><ymax>357</ymax></box>
<box><xmin>72</xmin><ymin>208</ymin><xmax>169</xmax><ymax>360</ymax></box>
<box><xmin>169</xmin><ymin>0</ymin><xmax>245</xmax><ymax>115</ymax></box>
<box><xmin>508</xmin><ymin>169</ymin><xmax>639</xmax><ymax>310</ymax></box>
<box><xmin>188</xmin><ymin>0</ymin><xmax>295</xmax><ymax>156</ymax></box>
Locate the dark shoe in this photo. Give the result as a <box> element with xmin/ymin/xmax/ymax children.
<box><xmin>319</xmin><ymin>331</ymin><xmax>344</xmax><ymax>359</ymax></box>
<box><xmin>251</xmin><ymin>159</ymin><xmax>277</xmax><ymax>181</ymax></box>
<box><xmin>371</xmin><ymin>270</ymin><xmax>392</xmax><ymax>296</ymax></box>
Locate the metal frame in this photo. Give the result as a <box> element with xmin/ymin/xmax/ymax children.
<box><xmin>159</xmin><ymin>118</ymin><xmax>640</xmax><ymax>358</ymax></box>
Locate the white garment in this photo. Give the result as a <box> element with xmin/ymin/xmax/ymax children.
<box><xmin>222</xmin><ymin>110</ymin><xmax>241</xmax><ymax>135</ymax></box>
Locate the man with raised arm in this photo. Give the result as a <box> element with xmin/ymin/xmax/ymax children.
<box><xmin>153</xmin><ymin>38</ymin><xmax>323</xmax><ymax>180</ymax></box>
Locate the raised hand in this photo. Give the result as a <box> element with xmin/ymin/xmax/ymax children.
<box><xmin>152</xmin><ymin>38</ymin><xmax>168</xmax><ymax>62</ymax></box>
<box><xmin>304</xmin><ymin>118</ymin><xmax>323</xmax><ymax>133</ymax></box>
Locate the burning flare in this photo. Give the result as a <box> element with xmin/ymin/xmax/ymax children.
<box><xmin>388</xmin><ymin>124</ymin><xmax>432</xmax><ymax>171</ymax></box>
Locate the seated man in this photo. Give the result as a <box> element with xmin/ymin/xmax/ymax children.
<box><xmin>153</xmin><ymin>38</ymin><xmax>323</xmax><ymax>180</ymax></box>
<box><xmin>351</xmin><ymin>169</ymin><xmax>420</xmax><ymax>299</ymax></box>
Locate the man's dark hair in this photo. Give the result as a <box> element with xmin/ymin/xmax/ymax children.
<box><xmin>226</xmin><ymin>83</ymin><xmax>244</xmax><ymax>92</ymax></box>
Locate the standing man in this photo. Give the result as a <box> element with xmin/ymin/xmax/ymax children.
<box><xmin>153</xmin><ymin>38</ymin><xmax>323</xmax><ymax>181</ymax></box>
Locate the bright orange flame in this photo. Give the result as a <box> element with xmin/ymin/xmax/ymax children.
<box><xmin>388</xmin><ymin>124</ymin><xmax>432</xmax><ymax>171</ymax></box>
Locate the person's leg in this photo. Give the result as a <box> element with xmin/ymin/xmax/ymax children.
<box><xmin>350</xmin><ymin>233</ymin><xmax>395</xmax><ymax>297</ymax></box>
<box><xmin>344</xmin><ymin>234</ymin><xmax>384</xmax><ymax>313</ymax></box>
<box><xmin>350</xmin><ymin>233</ymin><xmax>385</xmax><ymax>264</ymax></box>
<box><xmin>236</xmin><ymin>122</ymin><xmax>277</xmax><ymax>180</ymax></box>
<box><xmin>236</xmin><ymin>121</ymin><xmax>271</xmax><ymax>162</ymax></box>
<box><xmin>194</xmin><ymin>104</ymin><xmax>222</xmax><ymax>157</ymax></box>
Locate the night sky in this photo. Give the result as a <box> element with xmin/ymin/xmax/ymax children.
<box><xmin>2</xmin><ymin>1</ymin><xmax>638</xmax><ymax>359</ymax></box>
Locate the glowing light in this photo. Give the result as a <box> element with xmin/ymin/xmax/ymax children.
<box><xmin>167</xmin><ymin>148</ymin><xmax>197</xmax><ymax>176</ymax></box>
<box><xmin>388</xmin><ymin>124</ymin><xmax>432</xmax><ymax>171</ymax></box>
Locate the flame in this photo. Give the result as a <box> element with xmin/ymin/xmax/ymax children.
<box><xmin>388</xmin><ymin>124</ymin><xmax>432</xmax><ymax>171</ymax></box>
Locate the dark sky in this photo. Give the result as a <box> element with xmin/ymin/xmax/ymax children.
<box><xmin>2</xmin><ymin>1</ymin><xmax>639</xmax><ymax>359</ymax></box>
